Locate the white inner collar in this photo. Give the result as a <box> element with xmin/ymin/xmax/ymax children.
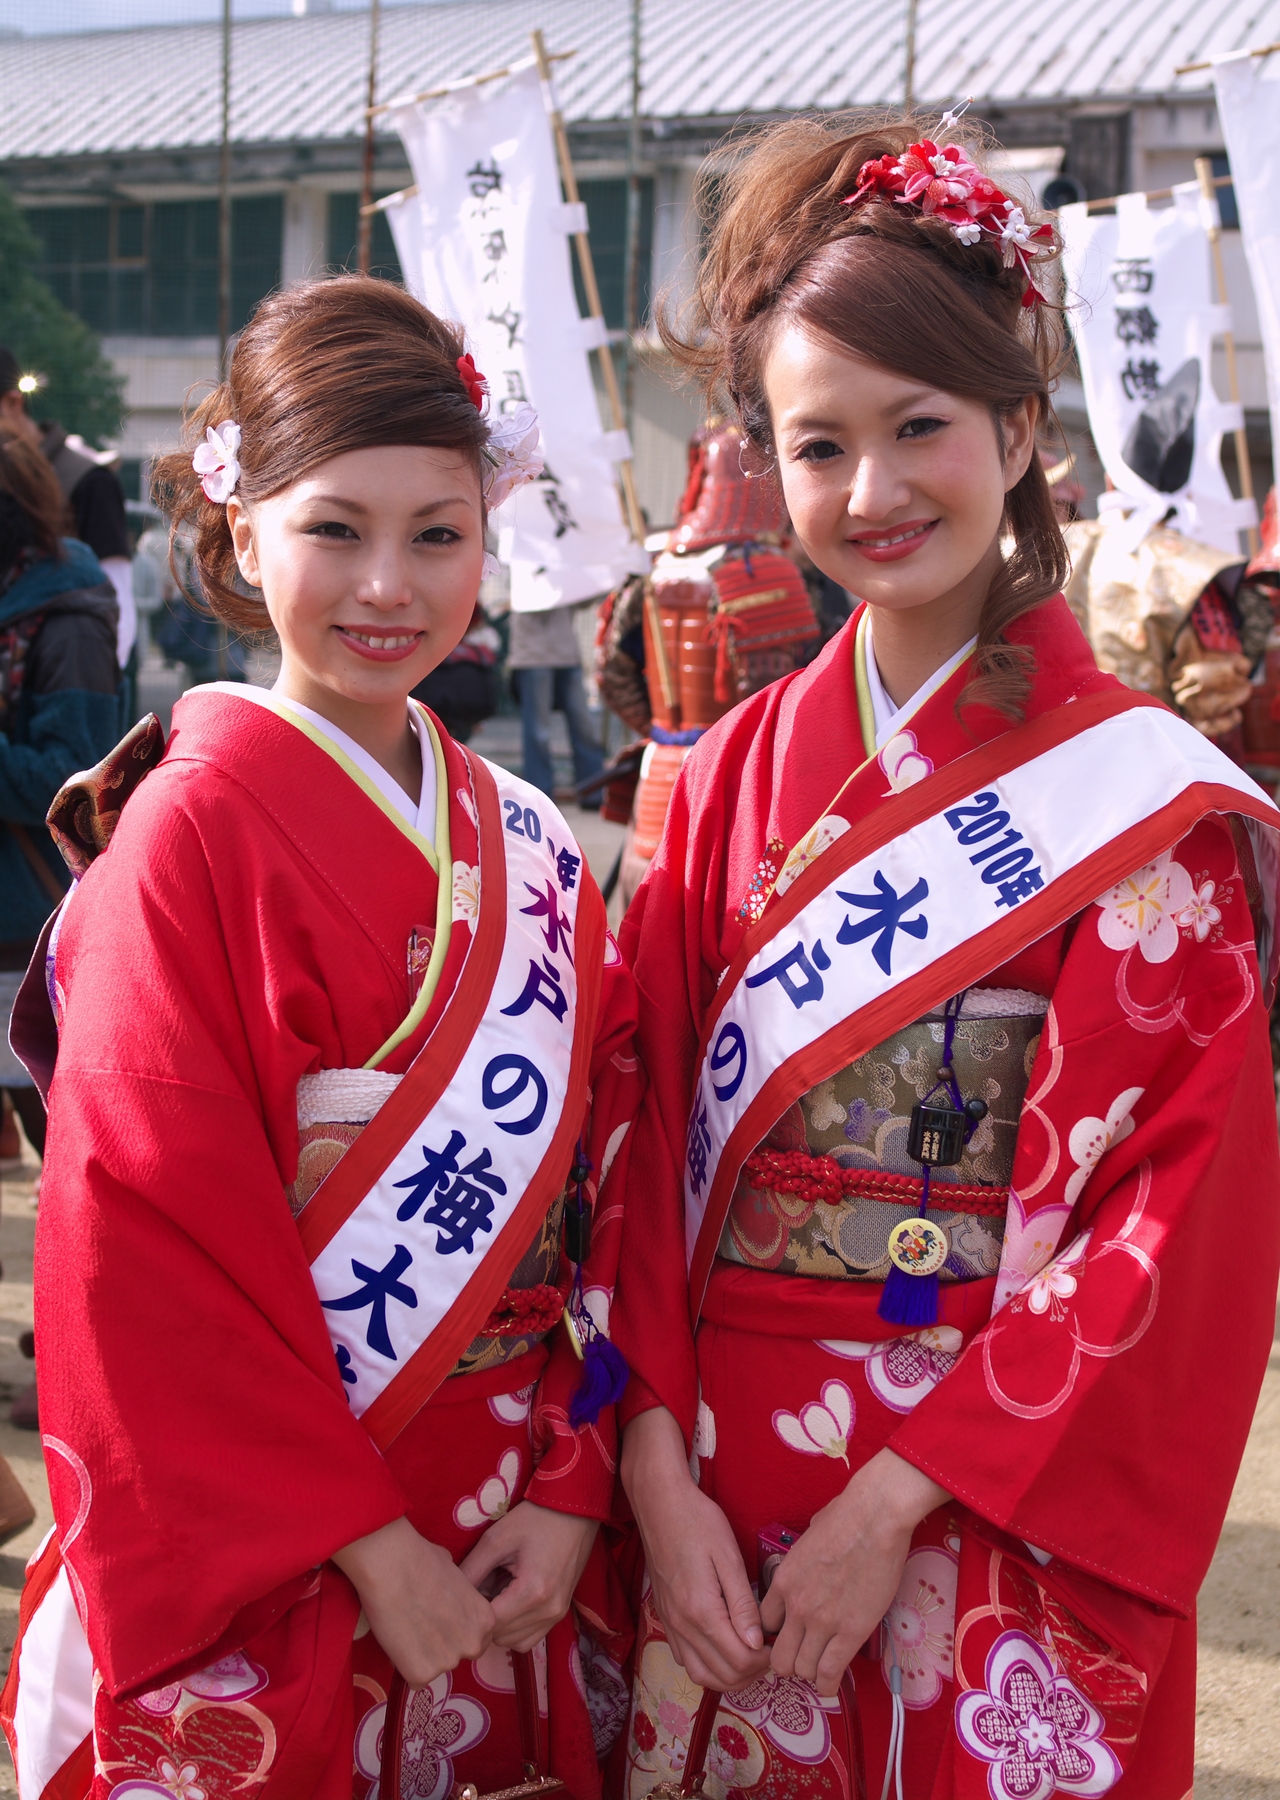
<box><xmin>863</xmin><ymin>614</ymin><xmax>978</xmax><ymax>750</ymax></box>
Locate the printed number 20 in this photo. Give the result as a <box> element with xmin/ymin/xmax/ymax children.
<box><xmin>503</xmin><ymin>798</ymin><xmax>543</xmax><ymax>843</ymax></box>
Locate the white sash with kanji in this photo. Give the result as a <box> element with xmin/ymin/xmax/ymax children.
<box><xmin>683</xmin><ymin>694</ymin><xmax>1279</xmax><ymax>1316</ymax></box>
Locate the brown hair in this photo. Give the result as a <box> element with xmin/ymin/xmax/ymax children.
<box><xmin>0</xmin><ymin>428</ymin><xmax>73</xmax><ymax>571</ymax></box>
<box><xmin>663</xmin><ymin>115</ymin><xmax>1071</xmax><ymax>718</ymax></box>
<box><xmin>152</xmin><ymin>275</ymin><xmax>490</xmax><ymax>631</ymax></box>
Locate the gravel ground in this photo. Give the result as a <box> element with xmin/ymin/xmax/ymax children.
<box><xmin>1</xmin><ymin>965</ymin><xmax>1274</xmax><ymax>1798</ymax></box>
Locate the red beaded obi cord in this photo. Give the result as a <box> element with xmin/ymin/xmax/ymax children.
<box><xmin>613</xmin><ymin>595</ymin><xmax>1280</xmax><ymax>1800</ymax></box>
<box><xmin>2</xmin><ymin>690</ymin><xmax>643</xmax><ymax>1800</ymax></box>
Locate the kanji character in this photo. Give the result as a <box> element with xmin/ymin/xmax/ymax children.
<box><xmin>744</xmin><ymin>938</ymin><xmax>832</xmax><ymax>1009</ymax></box>
<box><xmin>836</xmin><ymin>871</ymin><xmax>930</xmax><ymax>975</ymax></box>
<box><xmin>1120</xmin><ymin>358</ymin><xmax>1161</xmax><ymax>401</ymax></box>
<box><xmin>1110</xmin><ymin>258</ymin><xmax>1154</xmax><ymax>294</ymax></box>
<box><xmin>687</xmin><ymin>1089</ymin><xmax>712</xmax><ymax>1195</ymax></box>
<box><xmin>501</xmin><ymin>955</ymin><xmax>569</xmax><ymax>1022</ymax></box>
<box><xmin>422</xmin><ymin>1176</ymin><xmax>499</xmax><ymax>1255</ymax></box>
<box><xmin>994</xmin><ymin>868</ymin><xmax>1045</xmax><ymax>909</ymax></box>
<box><xmin>553</xmin><ymin>843</ymin><xmax>581</xmax><ymax>893</ymax></box>
<box><xmin>483</xmin><ymin>229</ymin><xmax>508</xmax><ymax>262</ymax></box>
<box><xmin>499</xmin><ymin>369</ymin><xmax>529</xmax><ymax>413</ymax></box>
<box><xmin>1115</xmin><ymin>305</ymin><xmax>1158</xmax><ymax>346</ymax></box>
<box><xmin>394</xmin><ymin>1128</ymin><xmax>506</xmax><ymax>1229</ymax></box>
<box><xmin>467</xmin><ymin>159</ymin><xmax>502</xmax><ymax>197</ymax></box>
<box><xmin>487</xmin><ymin>306</ymin><xmax>522</xmax><ymax>349</ymax></box>
<box><xmin>335</xmin><ymin>1344</ymin><xmax>357</xmax><ymax>1389</ymax></box>
<box><xmin>322</xmin><ymin>1245</ymin><xmax>417</xmax><ymax>1360</ymax></box>
<box><xmin>543</xmin><ymin>485</ymin><xmax>579</xmax><ymax>537</ymax></box>
<box><xmin>521</xmin><ymin>879</ymin><xmax>574</xmax><ymax>959</ymax></box>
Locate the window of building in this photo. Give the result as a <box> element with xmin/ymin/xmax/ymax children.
<box><xmin>1209</xmin><ymin>153</ymin><xmax>1239</xmax><ymax>230</ymax></box>
<box><xmin>574</xmin><ymin>178</ymin><xmax>654</xmax><ymax>329</ymax></box>
<box><xmin>26</xmin><ymin>197</ymin><xmax>283</xmax><ymax>337</ymax></box>
<box><xmin>327</xmin><ymin>194</ymin><xmax>403</xmax><ymax>282</ymax></box>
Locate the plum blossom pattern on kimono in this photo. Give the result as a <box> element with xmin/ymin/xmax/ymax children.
<box><xmin>954</xmin><ymin>1630</ymin><xmax>1122</xmax><ymax>1798</ymax></box>
<box><xmin>1063</xmin><ymin>1088</ymin><xmax>1143</xmax><ymax>1206</ymax></box>
<box><xmin>488</xmin><ymin>1383</ymin><xmax>535</xmax><ymax>1425</ymax></box>
<box><xmin>354</xmin><ymin>1673</ymin><xmax>489</xmax><ymax>1800</ymax></box>
<box><xmin>452</xmin><ymin>860</ymin><xmax>481</xmax><ymax>926</ymax></box>
<box><xmin>772</xmin><ymin>1379</ymin><xmax>855</xmax><ymax>1466</ymax></box>
<box><xmin>453</xmin><ymin>1446</ymin><xmax>522</xmax><ymax>1529</ymax></box>
<box><xmin>110</xmin><ymin>1762</ymin><xmax>208</xmax><ymax>1800</ymax></box>
<box><xmin>879</xmin><ymin>729</ymin><xmax>933</xmax><ymax>794</ymax></box>
<box><xmin>817</xmin><ymin>1329</ymin><xmax>962</xmax><ymax>1413</ymax></box>
<box><xmin>726</xmin><ymin>1673</ymin><xmax>843</xmax><ymax>1764</ymax></box>
<box><xmin>774</xmin><ymin>814</ymin><xmax>851</xmax><ymax>898</ymax></box>
<box><xmin>135</xmin><ymin>1651</ymin><xmax>269</xmax><ymax>1718</ymax></box>
<box><xmin>1094</xmin><ymin>853</ymin><xmax>1194</xmax><ymax>963</ymax></box>
<box><xmin>882</xmin><ymin>1544</ymin><xmax>958</xmax><ymax>1709</ymax></box>
<box><xmin>1022</xmin><ymin>1230</ymin><xmax>1092</xmax><ymax>1321</ymax></box>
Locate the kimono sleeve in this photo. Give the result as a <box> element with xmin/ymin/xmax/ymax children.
<box><xmin>890</xmin><ymin>815</ymin><xmax>1280</xmax><ymax>1616</ymax></box>
<box><xmin>36</xmin><ymin>768</ymin><xmax>406</xmax><ymax>1700</ymax></box>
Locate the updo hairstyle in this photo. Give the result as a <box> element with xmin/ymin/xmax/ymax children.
<box><xmin>152</xmin><ymin>275</ymin><xmax>489</xmax><ymax>632</ymax></box>
<box><xmin>663</xmin><ymin>115</ymin><xmax>1071</xmax><ymax>718</ymax></box>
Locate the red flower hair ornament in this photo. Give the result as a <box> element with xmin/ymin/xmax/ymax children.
<box><xmin>456</xmin><ymin>352</ymin><xmax>488</xmax><ymax>410</ymax></box>
<box><xmin>843</xmin><ymin>115</ymin><xmax>1054</xmax><ymax>308</ymax></box>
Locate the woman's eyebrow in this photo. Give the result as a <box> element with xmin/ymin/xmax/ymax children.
<box><xmin>303</xmin><ymin>495</ymin><xmax>466</xmax><ymax>518</ymax></box>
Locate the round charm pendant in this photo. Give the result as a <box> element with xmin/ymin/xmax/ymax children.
<box><xmin>886</xmin><ymin>1217</ymin><xmax>948</xmax><ymax>1277</ymax></box>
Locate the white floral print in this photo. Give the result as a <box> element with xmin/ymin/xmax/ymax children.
<box><xmin>1063</xmin><ymin>1087</ymin><xmax>1142</xmax><ymax>1205</ymax></box>
<box><xmin>772</xmin><ymin>1379</ymin><xmax>855</xmax><ymax>1467</ymax></box>
<box><xmin>955</xmin><ymin>1630</ymin><xmax>1122</xmax><ymax>1798</ymax></box>
<box><xmin>1023</xmin><ymin>1231</ymin><xmax>1092</xmax><ymax>1319</ymax></box>
<box><xmin>774</xmin><ymin>815</ymin><xmax>851</xmax><ymax>897</ymax></box>
<box><xmin>1094</xmin><ymin>852</ymin><xmax>1194</xmax><ymax>963</ymax></box>
<box><xmin>882</xmin><ymin>1544</ymin><xmax>958</xmax><ymax>1708</ymax></box>
<box><xmin>451</xmin><ymin>860</ymin><xmax>481</xmax><ymax>925</ymax></box>
<box><xmin>1173</xmin><ymin>877</ymin><xmax>1222</xmax><ymax>942</ymax></box>
<box><xmin>453</xmin><ymin>1446</ymin><xmax>522</xmax><ymax>1530</ymax></box>
<box><xmin>879</xmin><ymin>729</ymin><xmax>933</xmax><ymax>793</ymax></box>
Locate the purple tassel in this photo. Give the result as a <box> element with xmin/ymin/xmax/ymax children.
<box><xmin>878</xmin><ymin>1264</ymin><xmax>939</xmax><ymax>1327</ymax></box>
<box><xmin>569</xmin><ymin>1334</ymin><xmax>629</xmax><ymax>1429</ymax></box>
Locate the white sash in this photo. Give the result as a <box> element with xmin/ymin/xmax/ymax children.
<box><xmin>685</xmin><ymin>702</ymin><xmax>1279</xmax><ymax>1288</ymax></box>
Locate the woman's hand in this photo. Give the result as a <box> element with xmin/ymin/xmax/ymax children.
<box><xmin>760</xmin><ymin>1449</ymin><xmax>949</xmax><ymax>1695</ymax></box>
<box><xmin>458</xmin><ymin>1501</ymin><xmax>599</xmax><ymax>1652</ymax></box>
<box><xmin>334</xmin><ymin>1516</ymin><xmax>495</xmax><ymax>1688</ymax></box>
<box><xmin>621</xmin><ymin>1406</ymin><xmax>770</xmax><ymax>1691</ymax></box>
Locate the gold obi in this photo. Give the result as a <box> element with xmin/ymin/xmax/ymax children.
<box><xmin>719</xmin><ymin>987</ymin><xmax>1048</xmax><ymax>1283</ymax></box>
<box><xmin>289</xmin><ymin>1068</ymin><xmax>563</xmax><ymax>1378</ymax></box>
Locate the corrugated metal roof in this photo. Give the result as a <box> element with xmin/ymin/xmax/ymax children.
<box><xmin>0</xmin><ymin>0</ymin><xmax>1272</xmax><ymax>162</ymax></box>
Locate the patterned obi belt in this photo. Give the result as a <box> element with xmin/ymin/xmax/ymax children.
<box><xmin>288</xmin><ymin>1068</ymin><xmax>566</xmax><ymax>1378</ymax></box>
<box><xmin>718</xmin><ymin>987</ymin><xmax>1049</xmax><ymax>1285</ymax></box>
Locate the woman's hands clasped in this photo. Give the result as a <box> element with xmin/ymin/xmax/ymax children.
<box><xmin>335</xmin><ymin>1501</ymin><xmax>599</xmax><ymax>1686</ymax></box>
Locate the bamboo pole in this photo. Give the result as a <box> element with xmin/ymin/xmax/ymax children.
<box><xmin>530</xmin><ymin>27</ymin><xmax>647</xmax><ymax>545</ymax></box>
<box><xmin>1175</xmin><ymin>39</ymin><xmax>1280</xmax><ymax>75</ymax></box>
<box><xmin>1194</xmin><ymin>156</ymin><xmax>1260</xmax><ymax>556</ymax></box>
<box><xmin>367</xmin><ymin>50</ymin><xmax>574</xmax><ymax>119</ymax></box>
<box><xmin>1081</xmin><ymin>171</ymin><xmax>1233</xmax><ymax>213</ymax></box>
<box><xmin>357</xmin><ymin>0</ymin><xmax>381</xmax><ymax>273</ymax></box>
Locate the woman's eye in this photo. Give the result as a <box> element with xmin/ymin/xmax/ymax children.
<box><xmin>797</xmin><ymin>439</ymin><xmax>842</xmax><ymax>464</ymax></box>
<box><xmin>898</xmin><ymin>416</ymin><xmax>947</xmax><ymax>440</ymax></box>
<box><xmin>416</xmin><ymin>526</ymin><xmax>462</xmax><ymax>546</ymax></box>
<box><xmin>306</xmin><ymin>520</ymin><xmax>358</xmax><ymax>540</ymax></box>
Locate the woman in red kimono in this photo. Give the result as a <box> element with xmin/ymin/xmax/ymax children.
<box><xmin>612</xmin><ymin>117</ymin><xmax>1280</xmax><ymax>1800</ymax></box>
<box><xmin>2</xmin><ymin>277</ymin><xmax>641</xmax><ymax>1800</ymax></box>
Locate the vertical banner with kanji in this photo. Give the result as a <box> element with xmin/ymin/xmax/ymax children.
<box><xmin>387</xmin><ymin>61</ymin><xmax>646</xmax><ymax>612</ymax></box>
<box><xmin>1212</xmin><ymin>50</ymin><xmax>1280</xmax><ymax>489</ymax></box>
<box><xmin>1060</xmin><ymin>190</ymin><xmax>1257</xmax><ymax>553</ymax></box>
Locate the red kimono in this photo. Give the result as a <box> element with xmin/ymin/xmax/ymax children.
<box><xmin>613</xmin><ymin>598</ymin><xmax>1280</xmax><ymax>1799</ymax></box>
<box><xmin>3</xmin><ymin>689</ymin><xmax>641</xmax><ymax>1800</ymax></box>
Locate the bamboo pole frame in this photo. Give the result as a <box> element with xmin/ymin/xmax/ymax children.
<box><xmin>530</xmin><ymin>27</ymin><xmax>647</xmax><ymax>546</ymax></box>
<box><xmin>1175</xmin><ymin>39</ymin><xmax>1280</xmax><ymax>76</ymax></box>
<box><xmin>367</xmin><ymin>50</ymin><xmax>574</xmax><ymax>120</ymax></box>
<box><xmin>1193</xmin><ymin>156</ymin><xmax>1260</xmax><ymax>556</ymax></box>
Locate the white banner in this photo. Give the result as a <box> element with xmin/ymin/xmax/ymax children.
<box><xmin>388</xmin><ymin>61</ymin><xmax>646</xmax><ymax>612</ymax></box>
<box><xmin>1060</xmin><ymin>190</ymin><xmax>1257</xmax><ymax>553</ymax></box>
<box><xmin>1213</xmin><ymin>50</ymin><xmax>1280</xmax><ymax>489</ymax></box>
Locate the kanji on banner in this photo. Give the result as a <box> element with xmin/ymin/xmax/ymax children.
<box><xmin>387</xmin><ymin>60</ymin><xmax>647</xmax><ymax>612</ymax></box>
<box><xmin>1060</xmin><ymin>189</ymin><xmax>1258</xmax><ymax>553</ymax></box>
<box><xmin>1212</xmin><ymin>50</ymin><xmax>1280</xmax><ymax>489</ymax></box>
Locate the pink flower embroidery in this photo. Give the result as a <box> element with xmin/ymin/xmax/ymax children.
<box><xmin>1023</xmin><ymin>1231</ymin><xmax>1091</xmax><ymax>1320</ymax></box>
<box><xmin>1173</xmin><ymin>878</ymin><xmax>1222</xmax><ymax>942</ymax></box>
<box><xmin>191</xmin><ymin>421</ymin><xmax>241</xmax><ymax>504</ymax></box>
<box><xmin>879</xmin><ymin>730</ymin><xmax>933</xmax><ymax>794</ymax></box>
<box><xmin>772</xmin><ymin>1379</ymin><xmax>855</xmax><ymax>1466</ymax></box>
<box><xmin>883</xmin><ymin>1545</ymin><xmax>958</xmax><ymax>1709</ymax></box>
<box><xmin>1094</xmin><ymin>853</ymin><xmax>1194</xmax><ymax>963</ymax></box>
<box><xmin>136</xmin><ymin>1651</ymin><xmax>267</xmax><ymax>1717</ymax></box>
<box><xmin>992</xmin><ymin>1190</ymin><xmax>1074</xmax><ymax>1313</ymax></box>
<box><xmin>955</xmin><ymin>1631</ymin><xmax>1121</xmax><ymax>1798</ymax></box>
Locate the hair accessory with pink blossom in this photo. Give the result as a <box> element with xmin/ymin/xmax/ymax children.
<box><xmin>192</xmin><ymin>421</ymin><xmax>242</xmax><ymax>504</ymax></box>
<box><xmin>456</xmin><ymin>354</ymin><xmax>488</xmax><ymax>410</ymax></box>
<box><xmin>842</xmin><ymin>109</ymin><xmax>1054</xmax><ymax>308</ymax></box>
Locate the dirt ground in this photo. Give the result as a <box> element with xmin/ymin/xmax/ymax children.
<box><xmin>0</xmin><ymin>1132</ymin><xmax>1276</xmax><ymax>1796</ymax></box>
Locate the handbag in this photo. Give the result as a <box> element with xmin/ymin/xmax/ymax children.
<box><xmin>647</xmin><ymin>1670</ymin><xmax>868</xmax><ymax>1800</ymax></box>
<box><xmin>381</xmin><ymin>1649</ymin><xmax>569</xmax><ymax>1800</ymax></box>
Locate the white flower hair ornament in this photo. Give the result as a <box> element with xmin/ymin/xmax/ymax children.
<box><xmin>455</xmin><ymin>352</ymin><xmax>544</xmax><ymax>509</ymax></box>
<box><xmin>193</xmin><ymin>421</ymin><xmax>242</xmax><ymax>504</ymax></box>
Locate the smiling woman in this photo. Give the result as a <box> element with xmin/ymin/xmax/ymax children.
<box><xmin>3</xmin><ymin>276</ymin><xmax>645</xmax><ymax>1800</ymax></box>
<box><xmin>612</xmin><ymin>114</ymin><xmax>1280</xmax><ymax>1800</ymax></box>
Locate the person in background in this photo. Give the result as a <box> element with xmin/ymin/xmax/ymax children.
<box><xmin>0</xmin><ymin>346</ymin><xmax>136</xmax><ymax>688</ymax></box>
<box><xmin>411</xmin><ymin>598</ymin><xmax>500</xmax><ymax>743</ymax></box>
<box><xmin>0</xmin><ymin>427</ymin><xmax>119</xmax><ymax>1435</ymax></box>
<box><xmin>508</xmin><ymin>598</ymin><xmax>604</xmax><ymax>804</ymax></box>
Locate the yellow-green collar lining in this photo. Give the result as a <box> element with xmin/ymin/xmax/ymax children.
<box><xmin>853</xmin><ymin>607</ymin><xmax>879</xmax><ymax>761</ymax></box>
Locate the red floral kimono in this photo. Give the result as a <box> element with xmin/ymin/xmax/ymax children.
<box><xmin>612</xmin><ymin>598</ymin><xmax>1280</xmax><ymax>1800</ymax></box>
<box><xmin>2</xmin><ymin>688</ymin><xmax>641</xmax><ymax>1800</ymax></box>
